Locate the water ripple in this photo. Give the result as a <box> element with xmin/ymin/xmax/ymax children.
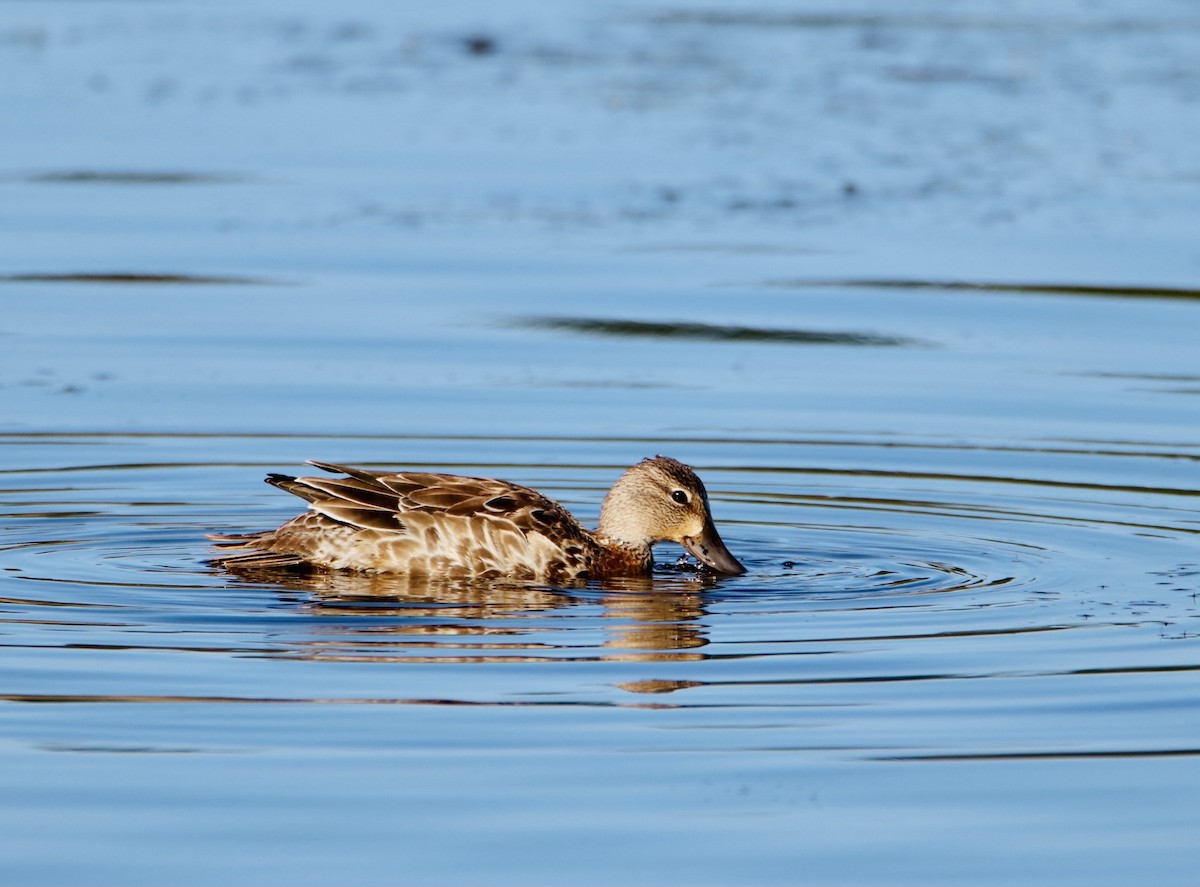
<box><xmin>1</xmin><ymin>432</ymin><xmax>1195</xmax><ymax>674</ymax></box>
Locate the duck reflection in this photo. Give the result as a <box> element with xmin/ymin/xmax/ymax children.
<box><xmin>219</xmin><ymin>564</ymin><xmax>716</xmax><ymax>665</ymax></box>
<box><xmin>595</xmin><ymin>578</ymin><xmax>708</xmax><ymax>662</ymax></box>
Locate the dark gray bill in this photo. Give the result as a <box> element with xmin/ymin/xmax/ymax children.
<box><xmin>682</xmin><ymin>519</ymin><xmax>746</xmax><ymax>575</ymax></box>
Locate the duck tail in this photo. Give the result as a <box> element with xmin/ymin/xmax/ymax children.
<box><xmin>206</xmin><ymin>530</ymin><xmax>309</xmax><ymax>570</ymax></box>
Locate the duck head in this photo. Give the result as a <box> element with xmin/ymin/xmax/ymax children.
<box><xmin>597</xmin><ymin>456</ymin><xmax>746</xmax><ymax>575</ymax></box>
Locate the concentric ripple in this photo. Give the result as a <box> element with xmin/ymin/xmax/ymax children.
<box><xmin>2</xmin><ymin>432</ymin><xmax>1195</xmax><ymax>670</ymax></box>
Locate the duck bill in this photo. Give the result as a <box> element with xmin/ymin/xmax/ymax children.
<box><xmin>682</xmin><ymin>519</ymin><xmax>746</xmax><ymax>575</ymax></box>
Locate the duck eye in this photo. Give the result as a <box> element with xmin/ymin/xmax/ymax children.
<box><xmin>671</xmin><ymin>489</ymin><xmax>689</xmax><ymax>505</ymax></box>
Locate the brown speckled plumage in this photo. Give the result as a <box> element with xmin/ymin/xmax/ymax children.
<box><xmin>210</xmin><ymin>457</ymin><xmax>745</xmax><ymax>580</ymax></box>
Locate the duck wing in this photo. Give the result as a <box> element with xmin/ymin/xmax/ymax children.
<box><xmin>279</xmin><ymin>460</ymin><xmax>589</xmax><ymax>543</ymax></box>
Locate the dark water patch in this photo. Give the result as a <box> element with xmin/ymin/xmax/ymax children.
<box><xmin>1076</xmin><ymin>372</ymin><xmax>1200</xmax><ymax>383</ymax></box>
<box><xmin>877</xmin><ymin>748</ymin><xmax>1200</xmax><ymax>762</ymax></box>
<box><xmin>21</xmin><ymin>170</ymin><xmax>252</xmax><ymax>186</ymax></box>
<box><xmin>885</xmin><ymin>65</ymin><xmax>1022</xmax><ymax>90</ymax></box>
<box><xmin>622</xmin><ymin>242</ymin><xmax>831</xmax><ymax>256</ymax></box>
<box><xmin>1072</xmin><ymin>372</ymin><xmax>1200</xmax><ymax>396</ymax></box>
<box><xmin>461</xmin><ymin>33</ymin><xmax>499</xmax><ymax>56</ymax></box>
<box><xmin>649</xmin><ymin>11</ymin><xmax>1200</xmax><ymax>35</ymax></box>
<box><xmin>0</xmin><ymin>272</ymin><xmax>280</xmax><ymax>286</ymax></box>
<box><xmin>769</xmin><ymin>278</ymin><xmax>1200</xmax><ymax>302</ymax></box>
<box><xmin>516</xmin><ymin>378</ymin><xmax>698</xmax><ymax>391</ymax></box>
<box><xmin>0</xmin><ymin>595</ymin><xmax>122</xmax><ymax>610</ymax></box>
<box><xmin>520</xmin><ymin>316</ymin><xmax>921</xmax><ymax>347</ymax></box>
<box><xmin>39</xmin><ymin>743</ymin><xmax>212</xmax><ymax>755</ymax></box>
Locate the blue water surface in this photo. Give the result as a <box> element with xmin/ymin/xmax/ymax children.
<box><xmin>2</xmin><ymin>1</ymin><xmax>1199</xmax><ymax>884</ymax></box>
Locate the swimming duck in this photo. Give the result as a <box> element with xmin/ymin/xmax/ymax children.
<box><xmin>210</xmin><ymin>456</ymin><xmax>745</xmax><ymax>580</ymax></box>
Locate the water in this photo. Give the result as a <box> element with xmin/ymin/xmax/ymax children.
<box><xmin>3</xmin><ymin>1</ymin><xmax>1200</xmax><ymax>884</ymax></box>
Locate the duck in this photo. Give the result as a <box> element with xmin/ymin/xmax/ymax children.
<box><xmin>210</xmin><ymin>456</ymin><xmax>746</xmax><ymax>581</ymax></box>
